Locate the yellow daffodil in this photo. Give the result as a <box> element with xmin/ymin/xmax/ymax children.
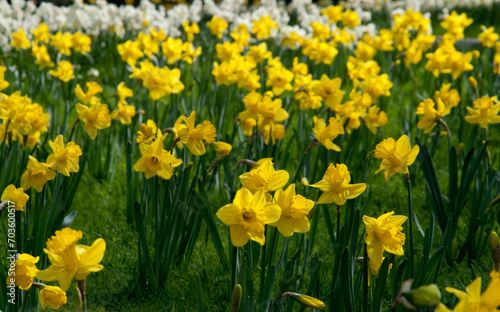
<box><xmin>0</xmin><ymin>65</ymin><xmax>9</xmax><ymax>92</ymax></box>
<box><xmin>363</xmin><ymin>105</ymin><xmax>388</xmax><ymax>134</ymax></box>
<box><xmin>75</xmin><ymin>101</ymin><xmax>111</xmax><ymax>139</ymax></box>
<box><xmin>216</xmin><ymin>188</ymin><xmax>281</xmax><ymax>246</ymax></box>
<box><xmin>183</xmin><ymin>21</ymin><xmax>200</xmax><ymax>41</ymax></box>
<box><xmin>32</xmin><ymin>23</ymin><xmax>51</xmax><ymax>44</ymax></box>
<box><xmin>39</xmin><ymin>285</ymin><xmax>67</xmax><ymax>310</ymax></box>
<box><xmin>271</xmin><ymin>184</ymin><xmax>314</xmax><ymax>237</ymax></box>
<box><xmin>111</xmin><ymin>102</ymin><xmax>136</xmax><ymax>125</ymax></box>
<box><xmin>374</xmin><ymin>135</ymin><xmax>419</xmax><ymax>182</ymax></box>
<box><xmin>75</xmin><ymin>81</ymin><xmax>103</xmax><ymax>105</ymax></box>
<box><xmin>266</xmin><ymin>66</ymin><xmax>294</xmax><ymax>96</ymax></box>
<box><xmin>10</xmin><ymin>29</ymin><xmax>31</xmax><ymax>50</ymax></box>
<box><xmin>416</xmin><ymin>98</ymin><xmax>451</xmax><ymax>133</ymax></box>
<box><xmin>360</xmin><ymin>74</ymin><xmax>393</xmax><ymax>102</ymax></box>
<box><xmin>49</xmin><ymin>61</ymin><xmax>75</xmax><ymax>82</ymax></box>
<box><xmin>478</xmin><ymin>26</ymin><xmax>499</xmax><ymax>48</ymax></box>
<box><xmin>436</xmin><ymin>270</ymin><xmax>500</xmax><ymax>312</ymax></box>
<box><xmin>36</xmin><ymin>228</ymin><xmax>106</xmax><ymax>291</ymax></box>
<box><xmin>50</xmin><ymin>32</ymin><xmax>74</xmax><ymax>56</ymax></box>
<box><xmin>313</xmin><ymin>75</ymin><xmax>345</xmax><ymax>110</ymax></box>
<box><xmin>6</xmin><ymin>254</ymin><xmax>39</xmax><ymax>290</ymax></box>
<box><xmin>464</xmin><ymin>95</ymin><xmax>500</xmax><ymax>129</ymax></box>
<box><xmin>363</xmin><ymin>211</ymin><xmax>407</xmax><ymax>264</ymax></box>
<box><xmin>21</xmin><ymin>156</ymin><xmax>56</xmax><ymax>192</ymax></box>
<box><xmin>342</xmin><ymin>10</ymin><xmax>361</xmax><ymax>28</ymax></box>
<box><xmin>1</xmin><ymin>184</ymin><xmax>29</xmax><ymax>211</ymax></box>
<box><xmin>32</xmin><ymin>44</ymin><xmax>55</xmax><ymax>68</ymax></box>
<box><xmin>117</xmin><ymin>82</ymin><xmax>133</xmax><ymax>102</ymax></box>
<box><xmin>322</xmin><ymin>5</ymin><xmax>343</xmax><ymax>24</ymax></box>
<box><xmin>310</xmin><ymin>163</ymin><xmax>366</xmax><ymax>205</ymax></box>
<box><xmin>136</xmin><ymin>119</ymin><xmax>157</xmax><ymax>144</ymax></box>
<box><xmin>46</xmin><ymin>135</ymin><xmax>82</xmax><ymax>177</ymax></box>
<box><xmin>134</xmin><ymin>131</ymin><xmax>182</xmax><ymax>179</ymax></box>
<box><xmin>72</xmin><ymin>31</ymin><xmax>91</xmax><ymax>54</ymax></box>
<box><xmin>312</xmin><ymin>116</ymin><xmax>344</xmax><ymax>151</ymax></box>
<box><xmin>251</xmin><ymin>15</ymin><xmax>277</xmax><ymax>40</ymax></box>
<box><xmin>239</xmin><ymin>158</ymin><xmax>289</xmax><ymax>194</ymax></box>
<box><xmin>206</xmin><ymin>16</ymin><xmax>228</xmax><ymax>39</ymax></box>
<box><xmin>211</xmin><ymin>141</ymin><xmax>232</xmax><ymax>160</ymax></box>
<box><xmin>117</xmin><ymin>40</ymin><xmax>144</xmax><ymax>66</ymax></box>
<box><xmin>434</xmin><ymin>83</ymin><xmax>460</xmax><ymax>108</ymax></box>
<box><xmin>141</xmin><ymin>65</ymin><xmax>184</xmax><ymax>100</ymax></box>
<box><xmin>179</xmin><ymin>111</ymin><xmax>216</xmax><ymax>156</ymax></box>
<box><xmin>150</xmin><ymin>27</ymin><xmax>167</xmax><ymax>42</ymax></box>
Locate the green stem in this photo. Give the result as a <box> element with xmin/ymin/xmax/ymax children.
<box><xmin>77</xmin><ymin>279</ymin><xmax>87</xmax><ymax>312</ymax></box>
<box><xmin>363</xmin><ymin>244</ymin><xmax>368</xmax><ymax>312</ymax></box>
<box><xmin>337</xmin><ymin>205</ymin><xmax>341</xmax><ymax>242</ymax></box>
<box><xmin>406</xmin><ymin>173</ymin><xmax>414</xmax><ymax>274</ymax></box>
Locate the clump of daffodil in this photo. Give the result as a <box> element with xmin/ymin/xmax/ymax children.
<box><xmin>75</xmin><ymin>99</ymin><xmax>111</xmax><ymax>139</ymax></box>
<box><xmin>21</xmin><ymin>156</ymin><xmax>56</xmax><ymax>192</ymax></box>
<box><xmin>312</xmin><ymin>116</ymin><xmax>345</xmax><ymax>151</ymax></box>
<box><xmin>131</xmin><ymin>61</ymin><xmax>184</xmax><ymax>100</ymax></box>
<box><xmin>134</xmin><ymin>131</ymin><xmax>182</xmax><ymax>180</ymax></box>
<box><xmin>464</xmin><ymin>95</ymin><xmax>500</xmax><ymax>130</ymax></box>
<box><xmin>38</xmin><ymin>284</ymin><xmax>67</xmax><ymax>310</ymax></box>
<box><xmin>435</xmin><ymin>270</ymin><xmax>500</xmax><ymax>312</ymax></box>
<box><xmin>239</xmin><ymin>158</ymin><xmax>289</xmax><ymax>194</ymax></box>
<box><xmin>363</xmin><ymin>211</ymin><xmax>407</xmax><ymax>270</ymax></box>
<box><xmin>271</xmin><ymin>184</ymin><xmax>315</xmax><ymax>237</ymax></box>
<box><xmin>5</xmin><ymin>254</ymin><xmax>39</xmax><ymax>290</ymax></box>
<box><xmin>374</xmin><ymin>135</ymin><xmax>420</xmax><ymax>182</ymax></box>
<box><xmin>46</xmin><ymin>135</ymin><xmax>82</xmax><ymax>177</ymax></box>
<box><xmin>238</xmin><ymin>91</ymin><xmax>289</xmax><ymax>145</ymax></box>
<box><xmin>36</xmin><ymin>227</ymin><xmax>106</xmax><ymax>291</ymax></box>
<box><xmin>216</xmin><ymin>188</ymin><xmax>281</xmax><ymax>246</ymax></box>
<box><xmin>49</xmin><ymin>61</ymin><xmax>75</xmax><ymax>82</ymax></box>
<box><xmin>1</xmin><ymin>184</ymin><xmax>29</xmax><ymax>211</ymax></box>
<box><xmin>178</xmin><ymin>111</ymin><xmax>216</xmax><ymax>156</ymax></box>
<box><xmin>310</xmin><ymin>163</ymin><xmax>366</xmax><ymax>206</ymax></box>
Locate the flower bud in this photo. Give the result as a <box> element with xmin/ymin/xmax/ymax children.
<box><xmin>472</xmin><ymin>50</ymin><xmax>480</xmax><ymax>59</ymax></box>
<box><xmin>403</xmin><ymin>284</ymin><xmax>441</xmax><ymax>308</ymax></box>
<box><xmin>300</xmin><ymin>177</ymin><xmax>309</xmax><ymax>187</ymax></box>
<box><xmin>468</xmin><ymin>76</ymin><xmax>478</xmax><ymax>90</ymax></box>
<box><xmin>231</xmin><ymin>284</ymin><xmax>242</xmax><ymax>312</ymax></box>
<box><xmin>491</xmin><ymin>231</ymin><xmax>500</xmax><ymax>250</ymax></box>
<box><xmin>494</xmin><ymin>246</ymin><xmax>500</xmax><ymax>271</ymax></box>
<box><xmin>184</xmin><ymin>161</ymin><xmax>195</xmax><ymax>172</ymax></box>
<box><xmin>39</xmin><ymin>285</ymin><xmax>67</xmax><ymax>310</ymax></box>
<box><xmin>283</xmin><ymin>292</ymin><xmax>325</xmax><ymax>309</ymax></box>
<box><xmin>211</xmin><ymin>141</ymin><xmax>232</xmax><ymax>161</ymax></box>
